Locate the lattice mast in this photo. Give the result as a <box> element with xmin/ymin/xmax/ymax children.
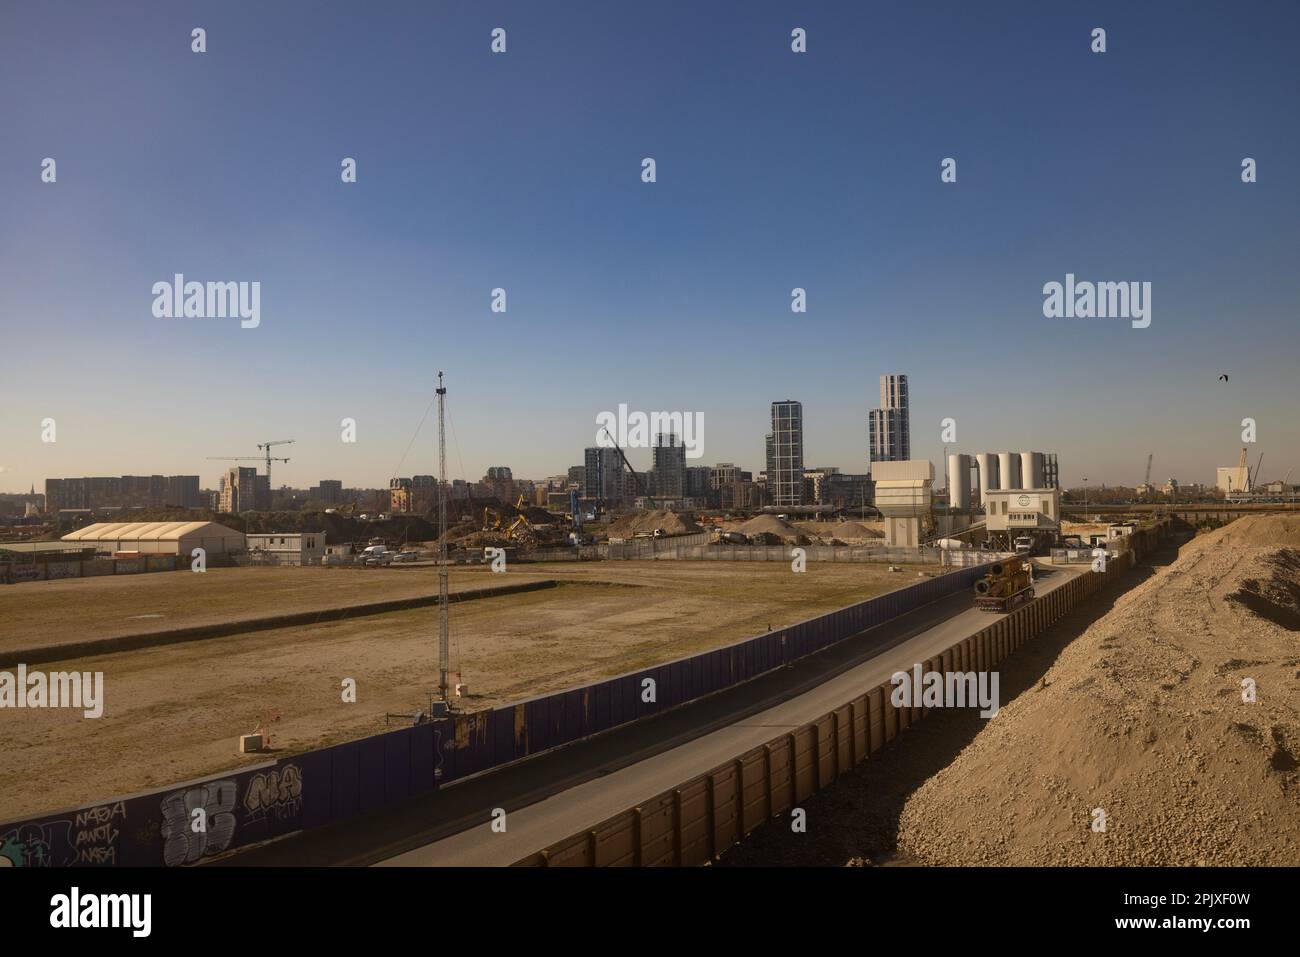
<box><xmin>436</xmin><ymin>372</ymin><xmax>450</xmax><ymax>703</ymax></box>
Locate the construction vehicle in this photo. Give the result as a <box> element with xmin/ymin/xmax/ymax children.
<box><xmin>505</xmin><ymin>515</ymin><xmax>539</xmax><ymax>547</ymax></box>
<box><xmin>974</xmin><ymin>556</ymin><xmax>1035</xmax><ymax>612</ymax></box>
<box><xmin>483</xmin><ymin>506</ymin><xmax>505</xmax><ymax>531</ymax></box>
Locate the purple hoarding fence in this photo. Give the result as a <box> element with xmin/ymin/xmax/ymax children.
<box><xmin>0</xmin><ymin>564</ymin><xmax>986</xmax><ymax>867</ymax></box>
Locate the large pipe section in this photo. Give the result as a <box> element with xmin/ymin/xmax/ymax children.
<box><xmin>998</xmin><ymin>452</ymin><xmax>1021</xmax><ymax>490</ymax></box>
<box><xmin>947</xmin><ymin>453</ymin><xmax>971</xmax><ymax>510</ymax></box>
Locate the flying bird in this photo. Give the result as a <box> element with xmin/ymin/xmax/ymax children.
<box><xmin>1219</xmin><ymin>374</ymin><xmax>1229</xmax><ymax>381</ymax></box>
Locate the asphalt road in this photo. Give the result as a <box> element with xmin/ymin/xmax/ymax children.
<box><xmin>224</xmin><ymin>562</ymin><xmax>1083</xmax><ymax>867</ymax></box>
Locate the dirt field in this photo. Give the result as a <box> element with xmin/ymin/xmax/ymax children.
<box><xmin>0</xmin><ymin>565</ymin><xmax>550</xmax><ymax>655</ymax></box>
<box><xmin>0</xmin><ymin>560</ymin><xmax>940</xmax><ymax>821</ymax></box>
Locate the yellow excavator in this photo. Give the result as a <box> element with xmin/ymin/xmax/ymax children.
<box><xmin>505</xmin><ymin>515</ymin><xmax>539</xmax><ymax>547</ymax></box>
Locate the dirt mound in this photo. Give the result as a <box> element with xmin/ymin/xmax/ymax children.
<box><xmin>1183</xmin><ymin>513</ymin><xmax>1300</xmax><ymax>554</ymax></box>
<box><xmin>606</xmin><ymin>510</ymin><xmax>701</xmax><ymax>538</ymax></box>
<box><xmin>796</xmin><ymin>520</ymin><xmax>883</xmax><ymax>543</ymax></box>
<box><xmin>896</xmin><ymin>517</ymin><xmax>1300</xmax><ymax>866</ymax></box>
<box><xmin>728</xmin><ymin>515</ymin><xmax>809</xmax><ymax>544</ymax></box>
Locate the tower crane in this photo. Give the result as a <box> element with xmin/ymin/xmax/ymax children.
<box><xmin>207</xmin><ymin>439</ymin><xmax>295</xmax><ymax>498</ymax></box>
<box><xmin>256</xmin><ymin>440</ymin><xmax>295</xmax><ymax>491</ymax></box>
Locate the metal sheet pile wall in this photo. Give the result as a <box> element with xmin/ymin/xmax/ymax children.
<box><xmin>515</xmin><ymin>521</ymin><xmax>1170</xmax><ymax>866</ymax></box>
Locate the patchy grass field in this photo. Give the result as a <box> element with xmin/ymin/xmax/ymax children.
<box><xmin>0</xmin><ymin>560</ymin><xmax>941</xmax><ymax>821</ymax></box>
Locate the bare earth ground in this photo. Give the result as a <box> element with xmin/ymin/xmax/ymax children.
<box><xmin>721</xmin><ymin>516</ymin><xmax>1300</xmax><ymax>867</ymax></box>
<box><xmin>0</xmin><ymin>560</ymin><xmax>938</xmax><ymax>821</ymax></box>
<box><xmin>0</xmin><ymin>565</ymin><xmax>547</xmax><ymax>655</ymax></box>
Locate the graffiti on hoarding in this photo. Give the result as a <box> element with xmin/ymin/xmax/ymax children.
<box><xmin>44</xmin><ymin>561</ymin><xmax>81</xmax><ymax>580</ymax></box>
<box><xmin>242</xmin><ymin>764</ymin><xmax>303</xmax><ymax>823</ymax></box>
<box><xmin>0</xmin><ymin>819</ymin><xmax>76</xmax><ymax>867</ymax></box>
<box><xmin>71</xmin><ymin>801</ymin><xmax>126</xmax><ymax>864</ymax></box>
<box><xmin>160</xmin><ymin>779</ymin><xmax>237</xmax><ymax>866</ymax></box>
<box><xmin>4</xmin><ymin>564</ymin><xmax>42</xmax><ymax>583</ymax></box>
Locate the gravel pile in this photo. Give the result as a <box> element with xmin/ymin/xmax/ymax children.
<box><xmin>896</xmin><ymin>516</ymin><xmax>1300</xmax><ymax>866</ymax></box>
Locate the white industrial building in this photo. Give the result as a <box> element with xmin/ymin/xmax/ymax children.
<box><xmin>61</xmin><ymin>521</ymin><xmax>246</xmax><ymax>555</ymax></box>
<box><xmin>245</xmin><ymin>531</ymin><xmax>327</xmax><ymax>566</ymax></box>
<box><xmin>873</xmin><ymin>459</ymin><xmax>934</xmax><ymax>547</ymax></box>
<box><xmin>983</xmin><ymin>488</ymin><xmax>1062</xmax><ymax>535</ymax></box>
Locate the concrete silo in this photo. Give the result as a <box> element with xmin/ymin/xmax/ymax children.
<box><xmin>975</xmin><ymin>453</ymin><xmax>998</xmax><ymax>507</ymax></box>
<box><xmin>998</xmin><ymin>452</ymin><xmax>1021</xmax><ymax>490</ymax></box>
<box><xmin>947</xmin><ymin>453</ymin><xmax>971</xmax><ymax>510</ymax></box>
<box><xmin>1021</xmin><ymin>451</ymin><xmax>1046</xmax><ymax>488</ymax></box>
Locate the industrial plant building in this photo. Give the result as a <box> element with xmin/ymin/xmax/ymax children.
<box><xmin>945</xmin><ymin>450</ymin><xmax>1062</xmax><ymax>546</ymax></box>
<box><xmin>61</xmin><ymin>521</ymin><xmax>246</xmax><ymax>556</ymax></box>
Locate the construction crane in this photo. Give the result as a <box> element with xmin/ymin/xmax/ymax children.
<box><xmin>1141</xmin><ymin>453</ymin><xmax>1154</xmax><ymax>499</ymax></box>
<box><xmin>256</xmin><ymin>439</ymin><xmax>295</xmax><ymax>491</ymax></box>
<box><xmin>601</xmin><ymin>427</ymin><xmax>657</xmax><ymax>510</ymax></box>
<box><xmin>206</xmin><ymin>452</ymin><xmax>292</xmax><ymax>508</ymax></box>
<box><xmin>1249</xmin><ymin>452</ymin><xmax>1264</xmax><ymax>491</ymax></box>
<box><xmin>207</xmin><ymin>439</ymin><xmax>296</xmax><ymax>496</ymax></box>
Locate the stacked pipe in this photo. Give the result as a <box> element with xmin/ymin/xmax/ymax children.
<box><xmin>973</xmin><ymin>556</ymin><xmax>1031</xmax><ymax>597</ymax></box>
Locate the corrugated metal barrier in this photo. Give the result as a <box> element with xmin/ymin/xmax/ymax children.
<box><xmin>514</xmin><ymin>521</ymin><xmax>1171</xmax><ymax>866</ymax></box>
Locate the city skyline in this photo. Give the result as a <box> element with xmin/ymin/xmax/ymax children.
<box><xmin>2</xmin><ymin>2</ymin><xmax>1298</xmax><ymax>493</ymax></box>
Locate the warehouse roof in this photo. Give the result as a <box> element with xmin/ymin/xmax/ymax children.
<box><xmin>61</xmin><ymin>521</ymin><xmax>243</xmax><ymax>542</ymax></box>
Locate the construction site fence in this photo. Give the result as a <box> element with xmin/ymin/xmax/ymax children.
<box><xmin>0</xmin><ymin>555</ymin><xmax>995</xmax><ymax>867</ymax></box>
<box><xmin>607</xmin><ymin>542</ymin><xmax>973</xmax><ymax>565</ymax></box>
<box><xmin>513</xmin><ymin>519</ymin><xmax>1172</xmax><ymax>866</ymax></box>
<box><xmin>0</xmin><ymin>554</ymin><xmax>186</xmax><ymax>585</ymax></box>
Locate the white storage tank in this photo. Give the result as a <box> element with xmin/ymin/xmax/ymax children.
<box><xmin>1021</xmin><ymin>451</ymin><xmax>1045</xmax><ymax>488</ymax></box>
<box><xmin>975</xmin><ymin>453</ymin><xmax>998</xmax><ymax>506</ymax></box>
<box><xmin>998</xmin><ymin>452</ymin><xmax>1021</xmax><ymax>490</ymax></box>
<box><xmin>947</xmin><ymin>454</ymin><xmax>971</xmax><ymax>511</ymax></box>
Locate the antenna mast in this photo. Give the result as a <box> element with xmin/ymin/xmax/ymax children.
<box><xmin>436</xmin><ymin>372</ymin><xmax>450</xmax><ymax>705</ymax></box>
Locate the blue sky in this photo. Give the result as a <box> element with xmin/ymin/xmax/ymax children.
<box><xmin>2</xmin><ymin>0</ymin><xmax>1297</xmax><ymax>492</ymax></box>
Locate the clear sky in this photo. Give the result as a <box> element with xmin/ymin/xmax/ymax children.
<box><xmin>2</xmin><ymin>1</ymin><xmax>1297</xmax><ymax>493</ymax></box>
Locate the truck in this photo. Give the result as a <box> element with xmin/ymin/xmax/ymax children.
<box><xmin>359</xmin><ymin>545</ymin><xmax>391</xmax><ymax>566</ymax></box>
<box><xmin>973</xmin><ymin>557</ymin><xmax>1034</xmax><ymax>612</ymax></box>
